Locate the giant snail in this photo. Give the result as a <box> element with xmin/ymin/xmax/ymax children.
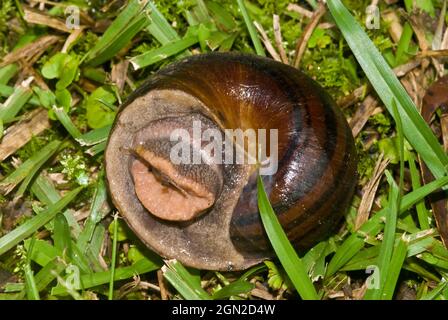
<box><xmin>105</xmin><ymin>53</ymin><xmax>357</xmax><ymax>271</ymax></box>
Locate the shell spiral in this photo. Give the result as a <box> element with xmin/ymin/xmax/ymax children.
<box><xmin>105</xmin><ymin>53</ymin><xmax>357</xmax><ymax>271</ymax></box>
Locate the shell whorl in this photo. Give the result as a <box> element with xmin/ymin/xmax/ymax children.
<box><xmin>105</xmin><ymin>53</ymin><xmax>357</xmax><ymax>271</ymax></box>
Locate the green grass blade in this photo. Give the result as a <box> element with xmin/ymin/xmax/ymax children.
<box><xmin>14</xmin><ymin>142</ymin><xmax>62</xmax><ymax>200</ymax></box>
<box><xmin>0</xmin><ymin>83</ymin><xmax>32</xmax><ymax>123</ymax></box>
<box><xmin>257</xmin><ymin>175</ymin><xmax>318</xmax><ymax>300</ymax></box>
<box><xmin>52</xmin><ymin>106</ymin><xmax>82</xmax><ymax>139</ymax></box>
<box><xmin>24</xmin><ymin>263</ymin><xmax>39</xmax><ymax>300</ymax></box>
<box><xmin>146</xmin><ymin>1</ymin><xmax>181</xmax><ymax>44</ymax></box>
<box><xmin>326</xmin><ymin>175</ymin><xmax>448</xmax><ymax>276</ymax></box>
<box><xmin>0</xmin><ymin>84</ymin><xmax>40</xmax><ymax>106</ymax></box>
<box><xmin>408</xmin><ymin>152</ymin><xmax>431</xmax><ymax>230</ymax></box>
<box><xmin>0</xmin><ymin>140</ymin><xmax>61</xmax><ymax>195</ymax></box>
<box><xmin>212</xmin><ymin>280</ymin><xmax>255</xmax><ymax>299</ymax></box>
<box><xmin>364</xmin><ymin>100</ymin><xmax>406</xmax><ymax>299</ymax></box>
<box><xmin>77</xmin><ymin>174</ymin><xmax>109</xmax><ymax>249</ymax></box>
<box><xmin>0</xmin><ymin>187</ymin><xmax>83</xmax><ymax>256</ymax></box>
<box><xmin>236</xmin><ymin>0</ymin><xmax>265</xmax><ymax>56</ymax></box>
<box><xmin>30</xmin><ymin>174</ymin><xmax>82</xmax><ymax>236</ymax></box>
<box><xmin>25</xmin><ymin>239</ymin><xmax>61</xmax><ymax>266</ymax></box>
<box><xmin>33</xmin><ymin>258</ymin><xmax>66</xmax><ymax>292</ymax></box>
<box><xmin>395</xmin><ymin>22</ymin><xmax>413</xmax><ymax>66</ymax></box>
<box><xmin>108</xmin><ymin>214</ymin><xmax>119</xmax><ymax>300</ymax></box>
<box><xmin>0</xmin><ymin>64</ymin><xmax>19</xmax><ymax>85</ymax></box>
<box><xmin>86</xmin><ymin>141</ymin><xmax>107</xmax><ymax>156</ymax></box>
<box><xmin>84</xmin><ymin>0</ymin><xmax>150</xmax><ymax>66</ymax></box>
<box><xmin>51</xmin><ymin>256</ymin><xmax>162</xmax><ymax>295</ymax></box>
<box><xmin>77</xmin><ymin>125</ymin><xmax>111</xmax><ymax>147</ymax></box>
<box><xmin>53</xmin><ymin>213</ymin><xmax>73</xmax><ymax>260</ymax></box>
<box><xmin>420</xmin><ymin>281</ymin><xmax>448</xmax><ymax>300</ymax></box>
<box><xmin>327</xmin><ymin>0</ymin><xmax>448</xmax><ymax>180</ymax></box>
<box><xmin>24</xmin><ymin>237</ymin><xmax>40</xmax><ymax>300</ymax></box>
<box><xmin>163</xmin><ymin>259</ymin><xmax>211</xmax><ymax>300</ymax></box>
<box><xmin>130</xmin><ymin>36</ymin><xmax>199</xmax><ymax>70</ymax></box>
<box><xmin>381</xmin><ymin>236</ymin><xmax>408</xmax><ymax>299</ymax></box>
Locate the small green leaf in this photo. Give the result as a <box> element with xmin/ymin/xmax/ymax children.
<box><xmin>41</xmin><ymin>53</ymin><xmax>79</xmax><ymax>89</ymax></box>
<box><xmin>308</xmin><ymin>28</ymin><xmax>331</xmax><ymax>49</ymax></box>
<box><xmin>108</xmin><ymin>219</ymin><xmax>128</xmax><ymax>242</ymax></box>
<box><xmin>41</xmin><ymin>53</ymin><xmax>67</xmax><ymax>79</ymax></box>
<box><xmin>265</xmin><ymin>261</ymin><xmax>292</xmax><ymax>291</ymax></box>
<box><xmin>86</xmin><ymin>87</ymin><xmax>116</xmax><ymax>129</ymax></box>
<box><xmin>56</xmin><ymin>57</ymin><xmax>79</xmax><ymax>90</ymax></box>
<box><xmin>55</xmin><ymin>88</ymin><xmax>72</xmax><ymax>112</ymax></box>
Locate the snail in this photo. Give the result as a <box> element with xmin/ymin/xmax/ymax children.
<box><xmin>104</xmin><ymin>53</ymin><xmax>357</xmax><ymax>271</ymax></box>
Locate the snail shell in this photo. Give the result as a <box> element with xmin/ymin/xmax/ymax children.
<box><xmin>105</xmin><ymin>53</ymin><xmax>357</xmax><ymax>271</ymax></box>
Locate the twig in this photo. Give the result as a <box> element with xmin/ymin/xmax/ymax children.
<box><xmin>24</xmin><ymin>8</ymin><xmax>71</xmax><ymax>33</ymax></box>
<box><xmin>354</xmin><ymin>153</ymin><xmax>390</xmax><ymax>230</ymax></box>
<box><xmin>157</xmin><ymin>269</ymin><xmax>169</xmax><ymax>300</ymax></box>
<box><xmin>0</xmin><ymin>35</ymin><xmax>60</xmax><ymax>67</ymax></box>
<box><xmin>293</xmin><ymin>2</ymin><xmax>327</xmax><ymax>68</ymax></box>
<box><xmin>273</xmin><ymin>15</ymin><xmax>288</xmax><ymax>64</ymax></box>
<box><xmin>349</xmin><ymin>95</ymin><xmax>379</xmax><ymax>137</ymax></box>
<box><xmin>0</xmin><ymin>108</ymin><xmax>50</xmax><ymax>162</ymax></box>
<box><xmin>62</xmin><ymin>27</ymin><xmax>86</xmax><ymax>53</ymax></box>
<box><xmin>287</xmin><ymin>3</ymin><xmax>313</xmax><ymax>18</ymax></box>
<box><xmin>254</xmin><ymin>21</ymin><xmax>282</xmax><ymax>62</ymax></box>
<box><xmin>337</xmin><ymin>59</ymin><xmax>422</xmax><ymax>109</ymax></box>
<box><xmin>417</xmin><ymin>49</ymin><xmax>448</xmax><ymax>58</ymax></box>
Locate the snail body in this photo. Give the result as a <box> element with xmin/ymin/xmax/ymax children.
<box><xmin>105</xmin><ymin>53</ymin><xmax>357</xmax><ymax>271</ymax></box>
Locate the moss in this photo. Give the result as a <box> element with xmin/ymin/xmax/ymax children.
<box><xmin>71</xmin><ymin>31</ymin><xmax>99</xmax><ymax>58</ymax></box>
<box><xmin>369</xmin><ymin>112</ymin><xmax>393</xmax><ymax>137</ymax></box>
<box><xmin>355</xmin><ymin>137</ymin><xmax>376</xmax><ymax>183</ymax></box>
<box><xmin>0</xmin><ymin>0</ymin><xmax>15</xmax><ymax>55</ymax></box>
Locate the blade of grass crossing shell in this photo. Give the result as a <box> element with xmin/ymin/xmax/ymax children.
<box><xmin>236</xmin><ymin>0</ymin><xmax>265</xmax><ymax>56</ymax></box>
<box><xmin>163</xmin><ymin>259</ymin><xmax>211</xmax><ymax>300</ymax></box>
<box><xmin>326</xmin><ymin>175</ymin><xmax>448</xmax><ymax>277</ymax></box>
<box><xmin>327</xmin><ymin>0</ymin><xmax>448</xmax><ymax>180</ymax></box>
<box><xmin>257</xmin><ymin>175</ymin><xmax>318</xmax><ymax>300</ymax></box>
